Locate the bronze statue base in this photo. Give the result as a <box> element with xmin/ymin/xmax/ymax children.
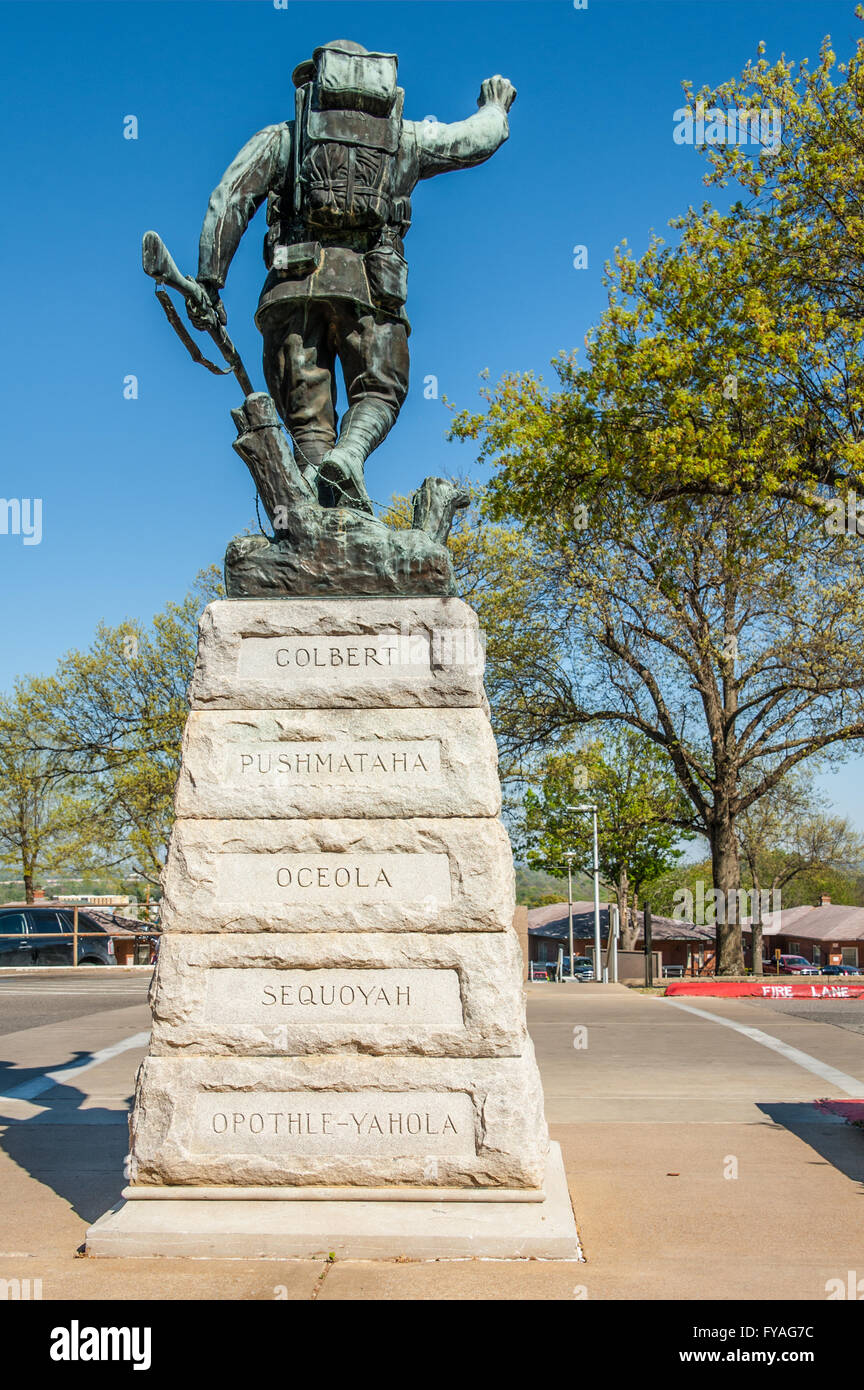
<box><xmin>226</xmin><ymin>393</ymin><xmax>467</xmax><ymax>599</ymax></box>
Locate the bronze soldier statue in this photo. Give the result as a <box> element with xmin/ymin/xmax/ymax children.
<box><xmin>185</xmin><ymin>39</ymin><xmax>516</xmax><ymax>514</ymax></box>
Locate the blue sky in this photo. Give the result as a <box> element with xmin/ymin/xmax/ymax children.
<box><xmin>1</xmin><ymin>0</ymin><xmax>862</xmax><ymax>826</ymax></box>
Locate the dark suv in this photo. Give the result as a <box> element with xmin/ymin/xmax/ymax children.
<box><xmin>0</xmin><ymin>906</ymin><xmax>116</xmax><ymax>966</ymax></box>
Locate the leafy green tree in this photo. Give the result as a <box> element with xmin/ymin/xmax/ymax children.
<box><xmin>389</xmin><ymin>486</ymin><xmax>562</xmax><ymax>810</ymax></box>
<box><xmin>0</xmin><ymin>692</ymin><xmax>106</xmax><ymax>901</ymax></box>
<box><xmin>19</xmin><ymin>568</ymin><xmax>223</xmax><ymax>885</ymax></box>
<box><xmin>736</xmin><ymin>772</ymin><xmax>864</xmax><ymax>970</ymax></box>
<box><xmin>690</xmin><ymin>14</ymin><xmax>864</xmax><ymax>502</ymax></box>
<box><xmin>521</xmin><ymin>731</ymin><xmax>693</xmax><ymax>948</ymax></box>
<box><xmin>449</xmin><ymin>159</ymin><xmax>864</xmax><ymax>973</ymax></box>
<box><xmin>776</xmin><ymin>863</ymin><xmax>864</xmax><ymax>910</ymax></box>
<box><xmin>640</xmin><ymin>856</ymin><xmax>714</xmax><ymax>921</ymax></box>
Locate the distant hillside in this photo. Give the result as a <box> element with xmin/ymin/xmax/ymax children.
<box><xmin>515</xmin><ymin>864</ymin><xmax>595</xmax><ymax>908</ymax></box>
<box><xmin>0</xmin><ymin>874</ymin><xmax>159</xmax><ymax>904</ymax></box>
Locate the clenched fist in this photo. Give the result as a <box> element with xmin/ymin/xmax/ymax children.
<box><xmin>186</xmin><ymin>278</ymin><xmax>227</xmax><ymax>332</ymax></box>
<box><xmin>478</xmin><ymin>75</ymin><xmax>517</xmax><ymax>113</ymax></box>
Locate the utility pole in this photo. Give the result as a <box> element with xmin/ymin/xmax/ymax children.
<box><xmin>644</xmin><ymin>903</ymin><xmax>653</xmax><ymax>987</ymax></box>
<box><xmin>592</xmin><ymin>807</ymin><xmax>601</xmax><ymax>980</ymax></box>
<box><xmin>607</xmin><ymin>903</ymin><xmax>619</xmax><ymax>984</ymax></box>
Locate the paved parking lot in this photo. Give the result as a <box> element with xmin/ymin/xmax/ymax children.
<box><xmin>0</xmin><ymin>973</ymin><xmax>151</xmax><ymax>1037</ymax></box>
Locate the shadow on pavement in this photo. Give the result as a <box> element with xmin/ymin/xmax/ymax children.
<box><xmin>0</xmin><ymin>1052</ymin><xmax>131</xmax><ymax>1224</ymax></box>
<box><xmin>758</xmin><ymin>1102</ymin><xmax>864</xmax><ymax>1190</ymax></box>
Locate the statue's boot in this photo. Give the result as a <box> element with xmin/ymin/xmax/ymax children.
<box><xmin>318</xmin><ymin>400</ymin><xmax>396</xmax><ymax>514</ymax></box>
<box><xmin>288</xmin><ymin>434</ymin><xmax>331</xmax><ymax>496</ymax></box>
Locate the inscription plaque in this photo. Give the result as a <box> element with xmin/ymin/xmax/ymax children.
<box><xmin>230</xmin><ymin>741</ymin><xmax>442</xmax><ymax>786</ymax></box>
<box><xmin>217</xmin><ymin>852</ymin><xmax>452</xmax><ymax>906</ymax></box>
<box><xmin>234</xmin><ymin>630</ymin><xmax>484</xmax><ymax>685</ymax></box>
<box><xmin>203</xmin><ymin>968</ymin><xmax>464</xmax><ymax>1027</ymax></box>
<box><xmin>237</xmin><ymin>634</ymin><xmax>431</xmax><ymax>682</ymax></box>
<box><xmin>193</xmin><ymin>1091</ymin><xmax>476</xmax><ymax>1156</ymax></box>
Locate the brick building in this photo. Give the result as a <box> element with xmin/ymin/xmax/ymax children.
<box><xmin>527</xmin><ymin>900</ymin><xmax>716</xmax><ymax>976</ymax></box>
<box><xmin>750</xmin><ymin>898</ymin><xmax>864</xmax><ymax>969</ymax></box>
<box><xmin>528</xmin><ymin>896</ymin><xmax>864</xmax><ymax>976</ymax></box>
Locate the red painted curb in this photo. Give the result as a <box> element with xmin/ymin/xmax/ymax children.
<box><xmin>665</xmin><ymin>980</ymin><xmax>864</xmax><ymax>999</ymax></box>
<box><xmin>814</xmin><ymin>1099</ymin><xmax>864</xmax><ymax>1124</ymax></box>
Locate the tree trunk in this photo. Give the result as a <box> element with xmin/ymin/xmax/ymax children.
<box><xmin>710</xmin><ymin>815</ymin><xmax>744</xmax><ymax>975</ymax></box>
<box><xmin>627</xmin><ymin>888</ymin><xmax>641</xmax><ymax>953</ymax></box>
<box><xmin>751</xmin><ymin>919</ymin><xmax>763</xmax><ymax>976</ymax></box>
<box><xmin>618</xmin><ymin>867</ymin><xmax>638</xmax><ymax>950</ymax></box>
<box><xmin>23</xmin><ymin>871</ymin><xmax>34</xmax><ymax>904</ymax></box>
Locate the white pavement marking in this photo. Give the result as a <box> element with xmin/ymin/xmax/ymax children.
<box><xmin>0</xmin><ymin>987</ymin><xmax>146</xmax><ymax>995</ymax></box>
<box><xmin>0</xmin><ymin>1031</ymin><xmax>150</xmax><ymax>1102</ymax></box>
<box><xmin>664</xmin><ymin>999</ymin><xmax>864</xmax><ymax>1097</ymax></box>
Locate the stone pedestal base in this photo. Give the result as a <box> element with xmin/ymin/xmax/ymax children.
<box><xmin>85</xmin><ymin>1143</ymin><xmax>581</xmax><ymax>1261</ymax></box>
<box><xmin>86</xmin><ymin>597</ymin><xmax>560</xmax><ymax>1257</ymax></box>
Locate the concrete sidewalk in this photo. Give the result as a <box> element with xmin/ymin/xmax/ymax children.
<box><xmin>533</xmin><ymin>984</ymin><xmax>864</xmax><ymax>1299</ymax></box>
<box><xmin>1</xmin><ymin>982</ymin><xmax>863</xmax><ymax>1298</ymax></box>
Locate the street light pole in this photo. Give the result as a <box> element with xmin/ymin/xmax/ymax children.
<box><xmin>569</xmin><ymin>803</ymin><xmax>601</xmax><ymax>982</ymax></box>
<box><xmin>565</xmin><ymin>851</ymin><xmax>576</xmax><ymax>981</ymax></box>
<box><xmin>591</xmin><ymin>806</ymin><xmax>600</xmax><ymax>978</ymax></box>
<box><xmin>591</xmin><ymin>806</ymin><xmax>601</xmax><ymax>980</ymax></box>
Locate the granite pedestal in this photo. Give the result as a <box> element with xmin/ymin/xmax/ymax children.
<box><xmin>86</xmin><ymin>598</ymin><xmax>580</xmax><ymax>1259</ymax></box>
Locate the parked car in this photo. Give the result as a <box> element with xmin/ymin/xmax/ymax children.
<box><xmin>558</xmin><ymin>956</ymin><xmax>595</xmax><ymax>980</ymax></box>
<box><xmin>761</xmin><ymin>954</ymin><xmax>820</xmax><ymax>976</ymax></box>
<box><xmin>820</xmin><ymin>963</ymin><xmax>860</xmax><ymax>977</ymax></box>
<box><xmin>0</xmin><ymin>906</ymin><xmax>116</xmax><ymax>966</ymax></box>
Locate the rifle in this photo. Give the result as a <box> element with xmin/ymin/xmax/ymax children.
<box><xmin>142</xmin><ymin>230</ymin><xmax>254</xmax><ymax>397</ymax></box>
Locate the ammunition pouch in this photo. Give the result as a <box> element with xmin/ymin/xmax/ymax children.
<box><xmin>365</xmin><ymin>240</ymin><xmax>408</xmax><ymax>312</ymax></box>
<box><xmin>271</xmin><ymin>240</ymin><xmax>322</xmax><ymax>278</ymax></box>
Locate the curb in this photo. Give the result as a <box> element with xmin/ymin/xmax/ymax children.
<box><xmin>665</xmin><ymin>980</ymin><xmax>864</xmax><ymax>999</ymax></box>
<box><xmin>0</xmin><ymin>966</ymin><xmax>153</xmax><ymax>978</ymax></box>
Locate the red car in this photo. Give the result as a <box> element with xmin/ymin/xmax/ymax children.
<box><xmin>762</xmin><ymin>954</ymin><xmax>820</xmax><ymax>976</ymax></box>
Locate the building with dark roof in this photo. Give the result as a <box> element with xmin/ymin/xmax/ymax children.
<box><xmin>528</xmin><ymin>900</ymin><xmax>716</xmax><ymax>976</ymax></box>
<box><xmin>751</xmin><ymin>898</ymin><xmax>864</xmax><ymax>969</ymax></box>
<box><xmin>528</xmin><ymin>895</ymin><xmax>864</xmax><ymax>976</ymax></box>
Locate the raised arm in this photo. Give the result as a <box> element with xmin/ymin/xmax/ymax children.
<box><xmin>411</xmin><ymin>76</ymin><xmax>516</xmax><ymax>180</ymax></box>
<box><xmin>190</xmin><ymin>123</ymin><xmax>291</xmax><ymax>325</ymax></box>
